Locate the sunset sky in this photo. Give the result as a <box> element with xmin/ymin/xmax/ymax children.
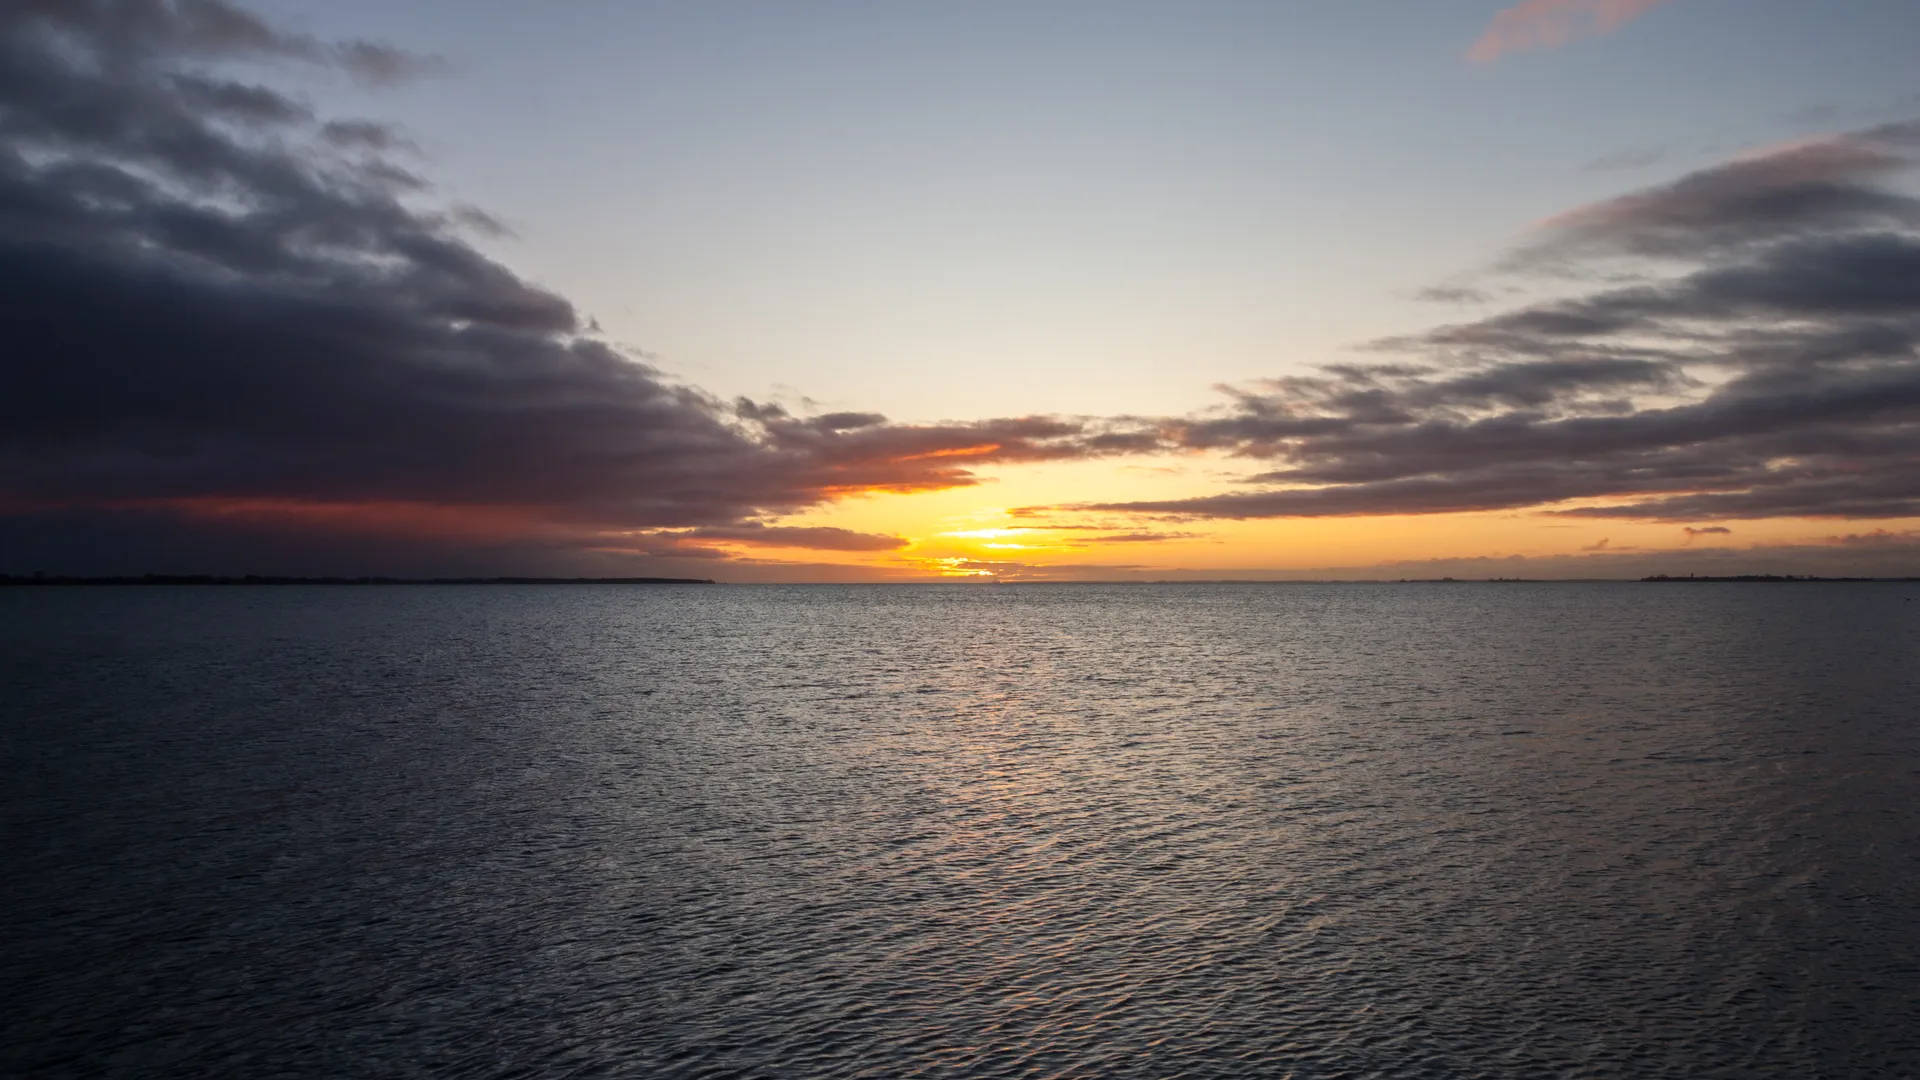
<box><xmin>7</xmin><ymin>0</ymin><xmax>1920</xmax><ymax>580</ymax></box>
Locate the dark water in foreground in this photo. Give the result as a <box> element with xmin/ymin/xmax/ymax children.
<box><xmin>3</xmin><ymin>583</ymin><xmax>1918</xmax><ymax>1079</ymax></box>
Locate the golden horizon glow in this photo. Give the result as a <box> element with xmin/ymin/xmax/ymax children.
<box><xmin>112</xmin><ymin>468</ymin><xmax>1917</xmax><ymax>582</ymax></box>
<box><xmin>681</xmin><ymin>451</ymin><xmax>1920</xmax><ymax>581</ymax></box>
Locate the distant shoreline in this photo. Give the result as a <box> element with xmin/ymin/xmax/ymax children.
<box><xmin>0</xmin><ymin>574</ymin><xmax>716</xmax><ymax>587</ymax></box>
<box><xmin>1636</xmin><ymin>574</ymin><xmax>1920</xmax><ymax>583</ymax></box>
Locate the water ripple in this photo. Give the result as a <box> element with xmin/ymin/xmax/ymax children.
<box><xmin>3</xmin><ymin>583</ymin><xmax>1918</xmax><ymax>1077</ymax></box>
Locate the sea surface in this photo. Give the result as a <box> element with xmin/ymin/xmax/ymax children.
<box><xmin>3</xmin><ymin>583</ymin><xmax>1918</xmax><ymax>1079</ymax></box>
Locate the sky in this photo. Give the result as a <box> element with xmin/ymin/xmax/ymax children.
<box><xmin>5</xmin><ymin>0</ymin><xmax>1920</xmax><ymax>581</ymax></box>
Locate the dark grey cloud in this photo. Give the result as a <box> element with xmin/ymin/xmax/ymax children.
<box><xmin>1071</xmin><ymin>120</ymin><xmax>1920</xmax><ymax>531</ymax></box>
<box><xmin>1508</xmin><ymin>123</ymin><xmax>1920</xmax><ymax>265</ymax></box>
<box><xmin>331</xmin><ymin>39</ymin><xmax>442</xmax><ymax>87</ymax></box>
<box><xmin>0</xmin><ymin>2</ymin><xmax>1136</xmax><ymax>575</ymax></box>
<box><xmin>320</xmin><ymin>118</ymin><xmax>413</xmax><ymax>152</ymax></box>
<box><xmin>4</xmin><ymin>0</ymin><xmax>442</xmax><ymax>85</ymax></box>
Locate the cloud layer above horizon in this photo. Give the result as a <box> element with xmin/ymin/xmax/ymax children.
<box><xmin>3</xmin><ymin>1</ymin><xmax>1918</xmax><ymax>579</ymax></box>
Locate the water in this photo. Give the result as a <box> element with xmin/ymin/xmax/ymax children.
<box><xmin>3</xmin><ymin>583</ymin><xmax>1918</xmax><ymax>1078</ymax></box>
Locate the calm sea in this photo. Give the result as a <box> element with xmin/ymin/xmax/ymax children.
<box><xmin>3</xmin><ymin>583</ymin><xmax>1918</xmax><ymax>1078</ymax></box>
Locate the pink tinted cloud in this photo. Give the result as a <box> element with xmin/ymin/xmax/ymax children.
<box><xmin>1469</xmin><ymin>0</ymin><xmax>1673</xmax><ymax>62</ymax></box>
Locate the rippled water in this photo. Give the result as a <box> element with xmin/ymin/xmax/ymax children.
<box><xmin>4</xmin><ymin>583</ymin><xmax>1919</xmax><ymax>1078</ymax></box>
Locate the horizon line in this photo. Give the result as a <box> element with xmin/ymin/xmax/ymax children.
<box><xmin>6</xmin><ymin>573</ymin><xmax>1917</xmax><ymax>587</ymax></box>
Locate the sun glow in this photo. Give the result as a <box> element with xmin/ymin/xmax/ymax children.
<box><xmin>912</xmin><ymin>556</ymin><xmax>998</xmax><ymax>578</ymax></box>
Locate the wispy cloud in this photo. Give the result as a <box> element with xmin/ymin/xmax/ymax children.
<box><xmin>1084</xmin><ymin>532</ymin><xmax>1209</xmax><ymax>544</ymax></box>
<box><xmin>675</xmin><ymin>524</ymin><xmax>910</xmax><ymax>552</ymax></box>
<box><xmin>1468</xmin><ymin>0</ymin><xmax>1674</xmax><ymax>63</ymax></box>
<box><xmin>1037</xmin><ymin>121</ymin><xmax>1920</xmax><ymax>530</ymax></box>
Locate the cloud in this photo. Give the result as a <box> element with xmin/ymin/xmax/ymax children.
<box><xmin>1468</xmin><ymin>0</ymin><xmax>1674</xmax><ymax>62</ymax></box>
<box><xmin>674</xmin><ymin>524</ymin><xmax>910</xmax><ymax>552</ymax></box>
<box><xmin>1512</xmin><ymin>123</ymin><xmax>1920</xmax><ymax>265</ymax></box>
<box><xmin>331</xmin><ymin>40</ymin><xmax>443</xmax><ymax>87</ymax></box>
<box><xmin>0</xmin><ymin>3</ymin><xmax>1139</xmax><ymax>575</ymax></box>
<box><xmin>1083</xmin><ymin>532</ymin><xmax>1208</xmax><ymax>544</ymax></box>
<box><xmin>1415</xmin><ymin>284</ymin><xmax>1493</xmax><ymax>305</ymax></box>
<box><xmin>1829</xmin><ymin>528</ymin><xmax>1920</xmax><ymax>547</ymax></box>
<box><xmin>1053</xmin><ymin>121</ymin><xmax>1920</xmax><ymax>535</ymax></box>
<box><xmin>320</xmin><ymin>118</ymin><xmax>415</xmax><ymax>153</ymax></box>
<box><xmin>6</xmin><ymin>0</ymin><xmax>443</xmax><ymax>86</ymax></box>
<box><xmin>908</xmin><ymin>559</ymin><xmax>1151</xmax><ymax>582</ymax></box>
